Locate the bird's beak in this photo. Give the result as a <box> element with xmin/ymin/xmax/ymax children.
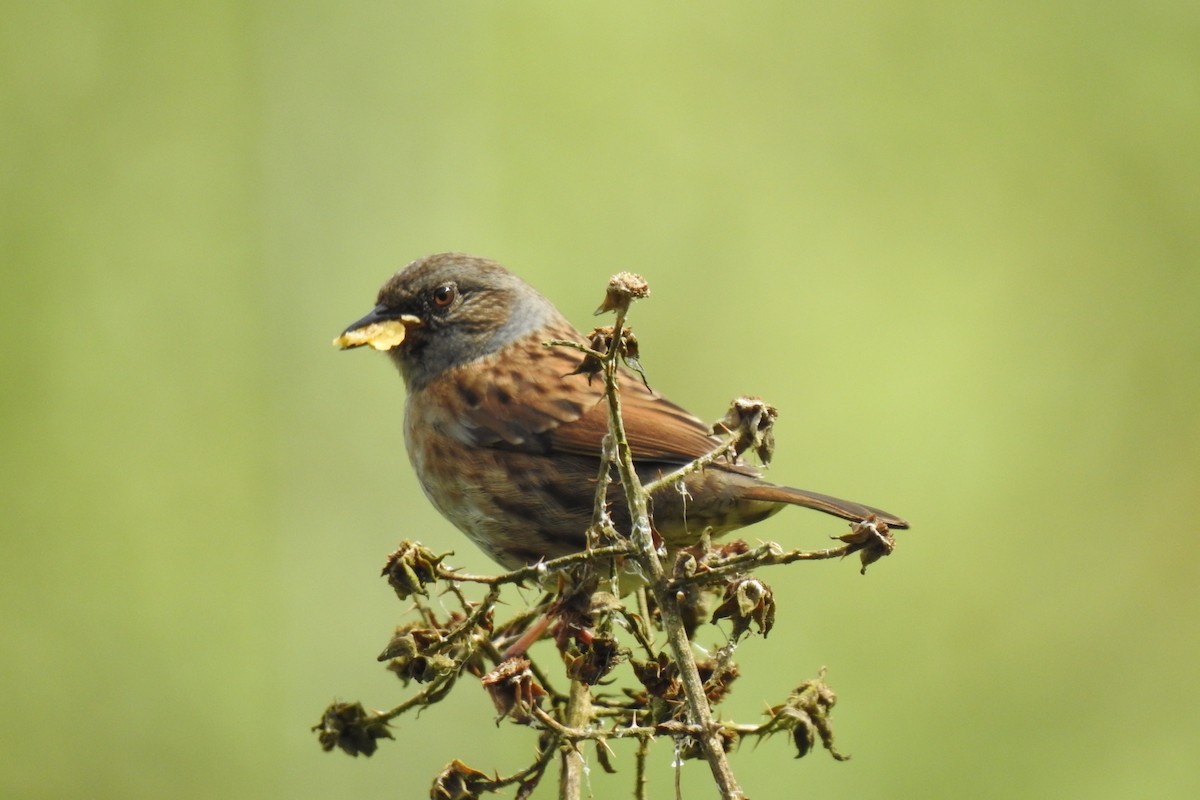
<box><xmin>333</xmin><ymin>305</ymin><xmax>423</xmax><ymax>351</ymax></box>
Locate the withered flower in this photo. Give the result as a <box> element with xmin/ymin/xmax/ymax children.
<box><xmin>710</xmin><ymin>576</ymin><xmax>776</xmax><ymax>639</ymax></box>
<box><xmin>595</xmin><ymin>271</ymin><xmax>650</xmax><ymax>315</ymax></box>
<box><xmin>563</xmin><ymin>632</ymin><xmax>625</xmax><ymax>685</ymax></box>
<box><xmin>379</xmin><ymin>611</ymin><xmax>488</xmax><ymax>684</ymax></box>
<box><xmin>381</xmin><ymin>540</ymin><xmax>450</xmax><ymax>600</ymax></box>
<box><xmin>710</xmin><ymin>396</ymin><xmax>778</xmax><ymax>465</ymax></box>
<box><xmin>588</xmin><ymin>325</ymin><xmax>615</xmax><ymax>354</ymax></box>
<box><xmin>698</xmin><ymin>659</ymin><xmax>740</xmax><ymax>705</ymax></box>
<box><xmin>550</xmin><ymin>587</ymin><xmax>626</xmax><ymax>685</ymax></box>
<box><xmin>481</xmin><ymin>658</ymin><xmax>547</xmax><ymax>724</ymax></box>
<box><xmin>430</xmin><ymin>759</ymin><xmax>489</xmax><ymax>800</ymax></box>
<box><xmin>631</xmin><ymin>652</ymin><xmax>678</xmax><ymax>700</ymax></box>
<box><xmin>835</xmin><ymin>517</ymin><xmax>896</xmax><ymax>574</ymax></box>
<box><xmin>570</xmin><ymin>325</ymin><xmax>649</xmax><ymax>387</ymax></box>
<box><xmin>630</xmin><ymin>652</ymin><xmax>697</xmax><ymax>725</ymax></box>
<box><xmin>761</xmin><ymin>670</ymin><xmax>849</xmax><ymax>761</ymax></box>
<box><xmin>312</xmin><ymin>701</ymin><xmax>393</xmax><ymax>757</ymax></box>
<box><xmin>672</xmin><ymin>550</ymin><xmax>699</xmax><ymax>579</ymax></box>
<box><xmin>792</xmin><ymin>714</ymin><xmax>816</xmax><ymax>759</ymax></box>
<box><xmin>566</xmin><ymin>329</ymin><xmax>607</xmax><ymax>381</ymax></box>
<box><xmin>615</xmin><ymin>330</ymin><xmax>650</xmax><ymax>386</ymax></box>
<box><xmin>548</xmin><ymin>582</ymin><xmax>598</xmax><ymax>648</ymax></box>
<box><xmin>378</xmin><ymin>625</ymin><xmax>458</xmax><ymax>684</ymax></box>
<box><xmin>711</xmin><ymin>540</ymin><xmax>752</xmax><ymax>559</ymax></box>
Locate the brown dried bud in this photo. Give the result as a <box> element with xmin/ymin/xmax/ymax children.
<box><xmin>630</xmin><ymin>652</ymin><xmax>697</xmax><ymax>725</ymax></box>
<box><xmin>549</xmin><ymin>587</ymin><xmax>628</xmax><ymax>684</ymax></box>
<box><xmin>711</xmin><ymin>396</ymin><xmax>778</xmax><ymax>465</ymax></box>
<box><xmin>379</xmin><ymin>611</ymin><xmax>488</xmax><ymax>684</ymax></box>
<box><xmin>710</xmin><ymin>576</ymin><xmax>776</xmax><ymax>639</ymax></box>
<box><xmin>835</xmin><ymin>517</ymin><xmax>895</xmax><ymax>574</ymax></box>
<box><xmin>549</xmin><ymin>582</ymin><xmax>599</xmax><ymax>649</ymax></box>
<box><xmin>569</xmin><ymin>325</ymin><xmax>649</xmax><ymax>388</ymax></box>
<box><xmin>586</xmin><ymin>325</ymin><xmax>614</xmax><ymax>353</ymax></box>
<box><xmin>792</xmin><ymin>714</ymin><xmax>816</xmax><ymax>759</ymax></box>
<box><xmin>673</xmin><ymin>550</ymin><xmax>699</xmax><ymax>579</ymax></box>
<box><xmin>378</xmin><ymin>626</ymin><xmax>459</xmax><ymax>684</ymax></box>
<box><xmin>312</xmin><ymin>701</ymin><xmax>393</xmax><ymax>757</ymax></box>
<box><xmin>566</xmin><ymin>329</ymin><xmax>608</xmax><ymax>381</ymax></box>
<box><xmin>563</xmin><ymin>633</ymin><xmax>625</xmax><ymax>685</ymax></box>
<box><xmin>595</xmin><ymin>271</ymin><xmax>650</xmax><ymax>315</ymax></box>
<box><xmin>695</xmin><ymin>658</ymin><xmax>740</xmax><ymax>705</ymax></box>
<box><xmin>712</xmin><ymin>540</ymin><xmax>752</xmax><ymax>559</ymax></box>
<box><xmin>763</xmin><ymin>670</ymin><xmax>849</xmax><ymax>761</ymax></box>
<box><xmin>631</xmin><ymin>652</ymin><xmax>678</xmax><ymax>699</ymax></box>
<box><xmin>430</xmin><ymin>759</ymin><xmax>489</xmax><ymax>800</ymax></box>
<box><xmin>381</xmin><ymin>540</ymin><xmax>450</xmax><ymax>600</ymax></box>
<box><xmin>481</xmin><ymin>658</ymin><xmax>547</xmax><ymax>724</ymax></box>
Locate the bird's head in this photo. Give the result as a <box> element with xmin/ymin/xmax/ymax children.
<box><xmin>335</xmin><ymin>252</ymin><xmax>561</xmax><ymax>390</ymax></box>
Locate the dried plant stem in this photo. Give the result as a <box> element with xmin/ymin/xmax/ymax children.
<box><xmin>436</xmin><ymin>544</ymin><xmax>633</xmax><ymax>586</ymax></box>
<box><xmin>375</xmin><ymin>671</ymin><xmax>459</xmax><ymax>723</ymax></box>
<box><xmin>671</xmin><ymin>542</ymin><xmax>857</xmax><ymax>591</ymax></box>
<box><xmin>641</xmin><ymin>439</ymin><xmax>736</xmax><ymax>497</ymax></box>
<box><xmin>602</xmin><ymin>306</ymin><xmax>746</xmax><ymax>800</ymax></box>
<box><xmin>634</xmin><ymin>734</ymin><xmax>650</xmax><ymax>800</ymax></box>
<box><xmin>475</xmin><ymin>734</ymin><xmax>561</xmax><ymax>795</ymax></box>
<box><xmin>558</xmin><ymin>679</ymin><xmax>592</xmax><ymax>800</ymax></box>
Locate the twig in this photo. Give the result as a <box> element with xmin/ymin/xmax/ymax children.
<box><xmin>641</xmin><ymin>439</ymin><xmax>737</xmax><ymax>497</ymax></box>
<box><xmin>533</xmin><ymin>707</ymin><xmax>591</xmax><ymax>740</ymax></box>
<box><xmin>437</xmin><ymin>544</ymin><xmax>634</xmax><ymax>586</ymax></box>
<box><xmin>373</xmin><ymin>670</ymin><xmax>460</xmax><ymax>723</ymax></box>
<box><xmin>635</xmin><ymin>734</ymin><xmax>650</xmax><ymax>800</ymax></box>
<box><xmin>598</xmin><ymin>299</ymin><xmax>746</xmax><ymax>800</ymax></box>
<box><xmin>475</xmin><ymin>732</ymin><xmax>562</xmax><ymax>795</ymax></box>
<box><xmin>558</xmin><ymin>679</ymin><xmax>593</xmax><ymax>800</ymax></box>
<box><xmin>669</xmin><ymin>542</ymin><xmax>856</xmax><ymax>591</ymax></box>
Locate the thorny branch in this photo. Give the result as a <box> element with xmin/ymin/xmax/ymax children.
<box><xmin>316</xmin><ymin>272</ymin><xmax>903</xmax><ymax>799</ymax></box>
<box><xmin>594</xmin><ymin>275</ymin><xmax>746</xmax><ymax>800</ymax></box>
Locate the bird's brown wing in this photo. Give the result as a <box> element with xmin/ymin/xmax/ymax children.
<box><xmin>550</xmin><ymin>369</ymin><xmax>728</xmax><ymax>466</ymax></box>
<box><xmin>448</xmin><ymin>331</ymin><xmax>909</xmax><ymax>529</ymax></box>
<box><xmin>449</xmin><ymin>331</ymin><xmax>725</xmax><ymax>465</ymax></box>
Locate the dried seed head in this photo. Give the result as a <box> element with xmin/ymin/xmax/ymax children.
<box><xmin>563</xmin><ymin>633</ymin><xmax>626</xmax><ymax>685</ymax></box>
<box><xmin>711</xmin><ymin>396</ymin><xmax>779</xmax><ymax>465</ymax></box>
<box><xmin>430</xmin><ymin>759</ymin><xmax>489</xmax><ymax>800</ymax></box>
<box><xmin>481</xmin><ymin>658</ymin><xmax>547</xmax><ymax>724</ymax></box>
<box><xmin>764</xmin><ymin>669</ymin><xmax>849</xmax><ymax>761</ymax></box>
<box><xmin>378</xmin><ymin>625</ymin><xmax>458</xmax><ymax>684</ymax></box>
<box><xmin>381</xmin><ymin>540</ymin><xmax>450</xmax><ymax>600</ymax></box>
<box><xmin>710</xmin><ymin>576</ymin><xmax>777</xmax><ymax>639</ymax></box>
<box><xmin>312</xmin><ymin>701</ymin><xmax>393</xmax><ymax>757</ymax></box>
<box><xmin>631</xmin><ymin>652</ymin><xmax>678</xmax><ymax>699</ymax></box>
<box><xmin>835</xmin><ymin>517</ymin><xmax>896</xmax><ymax>574</ymax></box>
<box><xmin>595</xmin><ymin>272</ymin><xmax>650</xmax><ymax>315</ymax></box>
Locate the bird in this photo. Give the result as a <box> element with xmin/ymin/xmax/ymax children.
<box><xmin>335</xmin><ymin>252</ymin><xmax>907</xmax><ymax>570</ymax></box>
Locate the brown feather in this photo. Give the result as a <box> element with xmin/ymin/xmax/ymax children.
<box><xmin>736</xmin><ymin>483</ymin><xmax>909</xmax><ymax>529</ymax></box>
<box><xmin>412</xmin><ymin>312</ymin><xmax>910</xmax><ymax>540</ymax></box>
<box><xmin>447</xmin><ymin>324</ymin><xmax>722</xmax><ymax>464</ymax></box>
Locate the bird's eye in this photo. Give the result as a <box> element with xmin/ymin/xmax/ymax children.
<box><xmin>432</xmin><ymin>284</ymin><xmax>456</xmax><ymax>308</ymax></box>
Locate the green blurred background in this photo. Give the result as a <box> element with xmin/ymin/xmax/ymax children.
<box><xmin>3</xmin><ymin>2</ymin><xmax>1198</xmax><ymax>798</ymax></box>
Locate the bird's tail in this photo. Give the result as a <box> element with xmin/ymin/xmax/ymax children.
<box><xmin>738</xmin><ymin>483</ymin><xmax>909</xmax><ymax>530</ymax></box>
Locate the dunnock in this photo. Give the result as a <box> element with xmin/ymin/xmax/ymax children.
<box><xmin>336</xmin><ymin>253</ymin><xmax>907</xmax><ymax>569</ymax></box>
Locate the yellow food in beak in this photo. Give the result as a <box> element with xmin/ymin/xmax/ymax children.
<box><xmin>333</xmin><ymin>315</ymin><xmax>421</xmax><ymax>351</ymax></box>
